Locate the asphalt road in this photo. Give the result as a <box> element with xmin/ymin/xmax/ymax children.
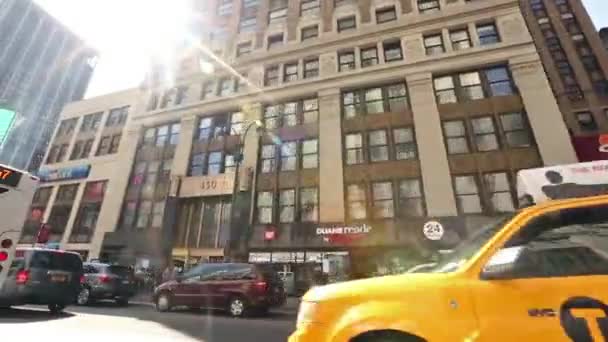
<box><xmin>0</xmin><ymin>301</ymin><xmax>296</xmax><ymax>342</ymax></box>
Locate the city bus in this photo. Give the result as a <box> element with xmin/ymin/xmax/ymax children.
<box><xmin>0</xmin><ymin>164</ymin><xmax>39</xmax><ymax>290</ymax></box>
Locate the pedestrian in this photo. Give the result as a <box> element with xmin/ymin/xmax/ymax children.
<box><xmin>161</xmin><ymin>264</ymin><xmax>176</xmax><ymax>283</ymax></box>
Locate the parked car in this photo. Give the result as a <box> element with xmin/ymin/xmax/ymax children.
<box><xmin>0</xmin><ymin>248</ymin><xmax>83</xmax><ymax>314</ymax></box>
<box><xmin>153</xmin><ymin>263</ymin><xmax>286</xmax><ymax>317</ymax></box>
<box><xmin>77</xmin><ymin>262</ymin><xmax>136</xmax><ymax>306</ymax></box>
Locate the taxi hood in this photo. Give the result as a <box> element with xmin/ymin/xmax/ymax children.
<box><xmin>303</xmin><ymin>272</ymin><xmax>448</xmax><ymax>303</ymax></box>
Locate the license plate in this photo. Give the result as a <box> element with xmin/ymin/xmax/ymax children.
<box><xmin>51</xmin><ymin>275</ymin><xmax>67</xmax><ymax>282</ymax></box>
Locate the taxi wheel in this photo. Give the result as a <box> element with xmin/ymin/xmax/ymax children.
<box><xmin>351</xmin><ymin>331</ymin><xmax>425</xmax><ymax>342</ymax></box>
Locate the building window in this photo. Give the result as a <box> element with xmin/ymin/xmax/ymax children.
<box><xmin>500</xmin><ymin>112</ymin><xmax>532</xmax><ymax>148</ymax></box>
<box><xmin>347</xmin><ymin>184</ymin><xmax>367</xmax><ymax>219</ymax></box>
<box><xmin>450</xmin><ymin>28</ymin><xmax>471</xmax><ymax>50</ymax></box>
<box><xmin>376</xmin><ymin>6</ymin><xmax>396</xmax><ymax>23</ymax></box>
<box><xmin>236</xmin><ymin>42</ymin><xmax>252</xmax><ymax>57</ymax></box>
<box><xmin>46</xmin><ymin>146</ymin><xmax>59</xmax><ymax>164</ymax></box>
<box><xmin>201</xmin><ymin>81</ymin><xmax>215</xmax><ymax>99</ymax></box>
<box><xmin>81</xmin><ymin>113</ymin><xmax>102</xmax><ymax>132</ymax></box>
<box><xmin>576</xmin><ymin>111</ymin><xmax>598</xmax><ymax>132</ymax></box>
<box><xmin>261</xmin><ymin>145</ymin><xmax>276</xmax><ymax>173</ymax></box>
<box><xmin>268</xmin><ymin>33</ymin><xmax>284</xmax><ymax>49</ymax></box>
<box><xmin>484</xmin><ymin>172</ymin><xmax>515</xmax><ymax>212</ymax></box>
<box><xmin>280</xmin><ymin>142</ymin><xmax>297</xmax><ymax>171</ymax></box>
<box><xmin>372</xmin><ymin>182</ymin><xmax>394</xmax><ymax>218</ymax></box>
<box><xmin>106</xmin><ymin>106</ymin><xmax>129</xmax><ymax>127</ymax></box>
<box><xmin>304</xmin><ymin>58</ymin><xmax>319</xmax><ymax>78</ymax></box>
<box><xmin>471</xmin><ymin>116</ymin><xmax>499</xmax><ymax>152</ymax></box>
<box><xmin>383</xmin><ymin>40</ymin><xmax>403</xmax><ymax>62</ymax></box>
<box><xmin>454</xmin><ymin>175</ymin><xmax>482</xmax><ymax>214</ymax></box>
<box><xmin>257</xmin><ymin>191</ymin><xmax>273</xmax><ymax>223</ymax></box>
<box><xmin>197</xmin><ymin>118</ymin><xmax>213</xmax><ymax>141</ymax></box>
<box><xmin>434</xmin><ymin>76</ymin><xmax>457</xmax><ymax>104</ymax></box>
<box><xmin>265</xmin><ymin>65</ymin><xmax>280</xmax><ymax>86</ymax></box>
<box><xmin>342</xmin><ymin>83</ymin><xmax>408</xmax><ymax>118</ymax></box>
<box><xmin>263</xmin><ymin>98</ymin><xmax>318</xmax><ymax>128</ymax></box>
<box><xmin>424</xmin><ymin>34</ymin><xmax>444</xmax><ymax>55</ymax></box>
<box><xmin>369</xmin><ymin>129</ymin><xmax>389</xmax><ymax>162</ymax></box>
<box><xmin>338</xmin><ymin>50</ymin><xmax>356</xmax><ymax>71</ymax></box>
<box><xmin>283</xmin><ymin>62</ymin><xmax>299</xmax><ymax>83</ymax></box>
<box><xmin>443</xmin><ymin>120</ymin><xmax>469</xmax><ymax>154</ymax></box>
<box><xmin>300</xmin><ymin>0</ymin><xmax>320</xmax><ymax>16</ymax></box>
<box><xmin>361</xmin><ymin>46</ymin><xmax>379</xmax><ymax>68</ymax></box>
<box><xmin>477</xmin><ymin>23</ymin><xmax>500</xmax><ymax>45</ymax></box>
<box><xmin>219</xmin><ymin>78</ymin><xmax>234</xmax><ymax>96</ymax></box>
<box><xmin>144</xmin><ymin>123</ymin><xmax>180</xmax><ymax>147</ymax></box>
<box><xmin>224</xmin><ymin>154</ymin><xmax>237</xmax><ymax>174</ymax></box>
<box><xmin>399</xmin><ymin>179</ymin><xmax>425</xmax><ymax>217</ymax></box>
<box><xmin>243</xmin><ymin>0</ymin><xmax>258</xmax><ymax>8</ymax></box>
<box><xmin>70</xmin><ymin>181</ymin><xmax>107</xmax><ymax>243</ymax></box>
<box><xmin>301</xmin><ymin>139</ymin><xmax>318</xmax><ymax>169</ymax></box>
<box><xmin>300</xmin><ymin>188</ymin><xmax>318</xmax><ymax>222</ymax></box>
<box><xmin>175</xmin><ymin>86</ymin><xmax>188</xmax><ymax>105</ymax></box>
<box><xmin>459</xmin><ymin>72</ymin><xmax>484</xmax><ymax>101</ymax></box>
<box><xmin>96</xmin><ymin>136</ymin><xmax>111</xmax><ymax>156</ymax></box>
<box><xmin>345</xmin><ymin>133</ymin><xmax>364</xmax><ymax>165</ymax></box>
<box><xmin>302</xmin><ymin>26</ymin><xmax>318</xmax><ymax>41</ymax></box>
<box><xmin>269</xmin><ymin>0</ymin><xmax>288</xmax><ymax>23</ymax></box>
<box><xmin>230</xmin><ymin>112</ymin><xmax>245</xmax><ymax>135</ymax></box>
<box><xmin>418</xmin><ymin>0</ymin><xmax>440</xmax><ymax>13</ymax></box>
<box><xmin>393</xmin><ymin>128</ymin><xmax>417</xmax><ymax>160</ymax></box>
<box><xmin>57</xmin><ymin>118</ymin><xmax>77</xmax><ymax>137</ymax></box>
<box><xmin>337</xmin><ymin>16</ymin><xmax>356</xmax><ymax>32</ymax></box>
<box><xmin>486</xmin><ymin>66</ymin><xmax>515</xmax><ymax>96</ymax></box>
<box><xmin>279</xmin><ymin>189</ymin><xmax>296</xmax><ymax>223</ymax></box>
<box><xmin>239</xmin><ymin>16</ymin><xmax>257</xmax><ymax>33</ymax></box>
<box><xmin>207</xmin><ymin>151</ymin><xmax>224</xmax><ymax>175</ymax></box>
<box><xmin>189</xmin><ymin>153</ymin><xmax>205</xmax><ymax>176</ymax></box>
<box><xmin>218</xmin><ymin>0</ymin><xmax>233</xmax><ymax>15</ymax></box>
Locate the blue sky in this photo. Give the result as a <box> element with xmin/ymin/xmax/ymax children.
<box><xmin>33</xmin><ymin>0</ymin><xmax>608</xmax><ymax>98</ymax></box>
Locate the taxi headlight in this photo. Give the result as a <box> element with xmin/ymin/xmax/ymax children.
<box><xmin>296</xmin><ymin>301</ymin><xmax>319</xmax><ymax>326</ymax></box>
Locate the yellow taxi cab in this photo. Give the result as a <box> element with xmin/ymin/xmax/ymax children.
<box><xmin>290</xmin><ymin>162</ymin><xmax>608</xmax><ymax>342</ymax></box>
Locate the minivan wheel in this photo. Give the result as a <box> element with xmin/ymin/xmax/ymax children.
<box><xmin>48</xmin><ymin>304</ymin><xmax>65</xmax><ymax>315</ymax></box>
<box><xmin>156</xmin><ymin>293</ymin><xmax>171</xmax><ymax>312</ymax></box>
<box><xmin>76</xmin><ymin>287</ymin><xmax>90</xmax><ymax>305</ymax></box>
<box><xmin>228</xmin><ymin>296</ymin><xmax>248</xmax><ymax>318</ymax></box>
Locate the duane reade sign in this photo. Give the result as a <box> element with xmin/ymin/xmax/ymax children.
<box><xmin>316</xmin><ymin>224</ymin><xmax>372</xmax><ymax>236</ymax></box>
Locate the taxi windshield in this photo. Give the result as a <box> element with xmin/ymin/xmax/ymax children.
<box><xmin>413</xmin><ymin>213</ymin><xmax>518</xmax><ymax>273</ymax></box>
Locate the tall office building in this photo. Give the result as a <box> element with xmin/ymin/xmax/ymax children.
<box><xmin>0</xmin><ymin>0</ymin><xmax>97</xmax><ymax>171</ymax></box>
<box><xmin>520</xmin><ymin>0</ymin><xmax>608</xmax><ymax>161</ymax></box>
<box><xmin>28</xmin><ymin>0</ymin><xmax>594</xmax><ymax>281</ymax></box>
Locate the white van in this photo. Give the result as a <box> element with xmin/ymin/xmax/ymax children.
<box><xmin>517</xmin><ymin>160</ymin><xmax>608</xmax><ymax>206</ymax></box>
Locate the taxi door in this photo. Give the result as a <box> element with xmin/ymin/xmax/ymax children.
<box><xmin>471</xmin><ymin>203</ymin><xmax>608</xmax><ymax>342</ymax></box>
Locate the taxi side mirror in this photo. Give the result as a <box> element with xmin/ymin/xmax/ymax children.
<box><xmin>480</xmin><ymin>246</ymin><xmax>525</xmax><ymax>280</ymax></box>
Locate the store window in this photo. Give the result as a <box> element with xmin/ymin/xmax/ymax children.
<box><xmin>70</xmin><ymin>181</ymin><xmax>107</xmax><ymax>243</ymax></box>
<box><xmin>372</xmin><ymin>182</ymin><xmax>394</xmax><ymax>218</ymax></box>
<box><xmin>347</xmin><ymin>184</ymin><xmax>367</xmax><ymax>219</ymax></box>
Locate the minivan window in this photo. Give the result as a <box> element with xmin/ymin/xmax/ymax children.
<box><xmin>30</xmin><ymin>251</ymin><xmax>82</xmax><ymax>271</ymax></box>
<box><xmin>224</xmin><ymin>264</ymin><xmax>255</xmax><ymax>280</ymax></box>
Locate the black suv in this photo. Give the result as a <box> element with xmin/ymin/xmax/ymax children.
<box><xmin>77</xmin><ymin>263</ymin><xmax>136</xmax><ymax>306</ymax></box>
<box><xmin>0</xmin><ymin>248</ymin><xmax>83</xmax><ymax>314</ymax></box>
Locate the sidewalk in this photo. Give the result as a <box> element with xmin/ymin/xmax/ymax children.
<box><xmin>130</xmin><ymin>293</ymin><xmax>301</xmax><ymax>314</ymax></box>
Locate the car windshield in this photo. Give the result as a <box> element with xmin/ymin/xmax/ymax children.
<box><xmin>411</xmin><ymin>213</ymin><xmax>517</xmax><ymax>273</ymax></box>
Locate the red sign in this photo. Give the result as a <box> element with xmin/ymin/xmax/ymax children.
<box><xmin>572</xmin><ymin>134</ymin><xmax>608</xmax><ymax>162</ymax></box>
<box><xmin>264</xmin><ymin>227</ymin><xmax>276</xmax><ymax>241</ymax></box>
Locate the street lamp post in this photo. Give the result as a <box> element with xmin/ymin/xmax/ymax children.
<box><xmin>227</xmin><ymin>120</ymin><xmax>263</xmax><ymax>261</ymax></box>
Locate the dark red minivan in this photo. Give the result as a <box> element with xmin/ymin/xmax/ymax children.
<box><xmin>153</xmin><ymin>263</ymin><xmax>286</xmax><ymax>317</ymax></box>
